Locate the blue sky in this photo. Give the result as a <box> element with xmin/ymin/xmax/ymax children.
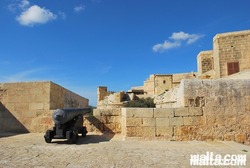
<box><xmin>0</xmin><ymin>0</ymin><xmax>250</xmax><ymax>106</ymax></box>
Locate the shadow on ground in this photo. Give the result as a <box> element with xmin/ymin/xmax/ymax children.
<box><xmin>50</xmin><ymin>133</ymin><xmax>115</xmax><ymax>145</ymax></box>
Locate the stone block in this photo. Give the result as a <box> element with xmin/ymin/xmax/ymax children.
<box><xmin>99</xmin><ymin>108</ymin><xmax>121</xmax><ymax>116</ymax></box>
<box><xmin>22</xmin><ymin>111</ymin><xmax>38</xmax><ymax>118</ymax></box>
<box><xmin>126</xmin><ymin>118</ymin><xmax>142</xmax><ymax>126</ymax></box>
<box><xmin>93</xmin><ymin>115</ymin><xmax>107</xmax><ymax>123</ymax></box>
<box><xmin>142</xmin><ymin>127</ymin><xmax>155</xmax><ymax>137</ymax></box>
<box><xmin>40</xmin><ymin>117</ymin><xmax>53</xmax><ymax>125</ymax></box>
<box><xmin>224</xmin><ymin>106</ymin><xmax>238</xmax><ymax>115</ymax></box>
<box><xmin>174</xmin><ymin>108</ymin><xmax>189</xmax><ymax>117</ymax></box>
<box><xmin>214</xmin><ymin>115</ymin><xmax>226</xmax><ymax>126</ymax></box>
<box><xmin>224</xmin><ymin>134</ymin><xmax>235</xmax><ymax>141</ymax></box>
<box><xmin>203</xmin><ymin>106</ymin><xmax>225</xmax><ymax>115</ymax></box>
<box><xmin>237</xmin><ymin>115</ymin><xmax>249</xmax><ymax>125</ymax></box>
<box><xmin>125</xmin><ymin>108</ymin><xmax>154</xmax><ymax>118</ymax></box>
<box><xmin>112</xmin><ymin>108</ymin><xmax>121</xmax><ymax>116</ymax></box>
<box><xmin>126</xmin><ymin>126</ymin><xmax>143</xmax><ymax>137</ymax></box>
<box><xmin>226</xmin><ymin>116</ymin><xmax>237</xmax><ymax>125</ymax></box>
<box><xmin>235</xmin><ymin>134</ymin><xmax>246</xmax><ymax>143</ymax></box>
<box><xmin>156</xmin><ymin>127</ymin><xmax>173</xmax><ymax>137</ymax></box>
<box><xmin>93</xmin><ymin>109</ymin><xmax>101</xmax><ymax>116</ymax></box>
<box><xmin>183</xmin><ymin>116</ymin><xmax>201</xmax><ymax>126</ymax></box>
<box><xmin>188</xmin><ymin>107</ymin><xmax>203</xmax><ymax>116</ymax></box>
<box><xmin>15</xmin><ymin>103</ymin><xmax>29</xmax><ymax>111</ymax></box>
<box><xmin>156</xmin><ymin>118</ymin><xmax>169</xmax><ymax>127</ymax></box>
<box><xmin>170</xmin><ymin>117</ymin><xmax>183</xmax><ymax>126</ymax></box>
<box><xmin>154</xmin><ymin>108</ymin><xmax>174</xmax><ymax>118</ymax></box>
<box><xmin>105</xmin><ymin>116</ymin><xmax>121</xmax><ymax>124</ymax></box>
<box><xmin>174</xmin><ymin>126</ymin><xmax>189</xmax><ymax>136</ymax></box>
<box><xmin>103</xmin><ymin>123</ymin><xmax>118</xmax><ymax>133</ymax></box>
<box><xmin>142</xmin><ymin>118</ymin><xmax>155</xmax><ymax>127</ymax></box>
<box><xmin>29</xmin><ymin>103</ymin><xmax>44</xmax><ymax>110</ymax></box>
<box><xmin>121</xmin><ymin>108</ymin><xmax>128</xmax><ymax>117</ymax></box>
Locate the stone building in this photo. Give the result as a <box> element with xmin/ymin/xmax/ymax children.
<box><xmin>0</xmin><ymin>81</ymin><xmax>89</xmax><ymax>133</ymax></box>
<box><xmin>197</xmin><ymin>30</ymin><xmax>250</xmax><ymax>79</ymax></box>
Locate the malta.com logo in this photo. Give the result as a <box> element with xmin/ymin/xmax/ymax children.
<box><xmin>190</xmin><ymin>152</ymin><xmax>247</xmax><ymax>166</ymax></box>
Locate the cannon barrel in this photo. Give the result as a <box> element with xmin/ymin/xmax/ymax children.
<box><xmin>52</xmin><ymin>107</ymin><xmax>91</xmax><ymax>125</ymax></box>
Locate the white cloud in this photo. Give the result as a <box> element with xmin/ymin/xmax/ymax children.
<box><xmin>74</xmin><ymin>5</ymin><xmax>85</xmax><ymax>12</ymax></box>
<box><xmin>8</xmin><ymin>0</ymin><xmax>30</xmax><ymax>12</ymax></box>
<box><xmin>153</xmin><ymin>31</ymin><xmax>204</xmax><ymax>53</ymax></box>
<box><xmin>19</xmin><ymin>0</ymin><xmax>30</xmax><ymax>10</ymax></box>
<box><xmin>187</xmin><ymin>34</ymin><xmax>204</xmax><ymax>44</ymax></box>
<box><xmin>153</xmin><ymin>41</ymin><xmax>181</xmax><ymax>53</ymax></box>
<box><xmin>16</xmin><ymin>5</ymin><xmax>57</xmax><ymax>26</ymax></box>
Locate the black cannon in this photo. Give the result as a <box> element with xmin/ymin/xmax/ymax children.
<box><xmin>44</xmin><ymin>108</ymin><xmax>91</xmax><ymax>144</ymax></box>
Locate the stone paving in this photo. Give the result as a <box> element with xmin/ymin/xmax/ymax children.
<box><xmin>0</xmin><ymin>133</ymin><xmax>249</xmax><ymax>168</ymax></box>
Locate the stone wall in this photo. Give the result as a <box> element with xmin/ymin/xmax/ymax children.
<box><xmin>197</xmin><ymin>50</ymin><xmax>213</xmax><ymax>76</ymax></box>
<box><xmin>180</xmin><ymin>79</ymin><xmax>250</xmax><ymax>107</ymax></box>
<box><xmin>155</xmin><ymin>78</ymin><xmax>250</xmax><ymax>108</ymax></box>
<box><xmin>50</xmin><ymin>82</ymin><xmax>88</xmax><ymax>109</ymax></box>
<box><xmin>0</xmin><ymin>81</ymin><xmax>88</xmax><ymax>133</ymax></box>
<box><xmin>119</xmin><ymin>78</ymin><xmax>250</xmax><ymax>144</ymax></box>
<box><xmin>121</xmin><ymin>107</ymin><xmax>250</xmax><ymax>144</ymax></box>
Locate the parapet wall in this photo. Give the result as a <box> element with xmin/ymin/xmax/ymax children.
<box><xmin>180</xmin><ymin>79</ymin><xmax>250</xmax><ymax>107</ymax></box>
<box><xmin>121</xmin><ymin>107</ymin><xmax>250</xmax><ymax>144</ymax></box>
<box><xmin>155</xmin><ymin>78</ymin><xmax>250</xmax><ymax>108</ymax></box>
<box><xmin>0</xmin><ymin>81</ymin><xmax>88</xmax><ymax>133</ymax></box>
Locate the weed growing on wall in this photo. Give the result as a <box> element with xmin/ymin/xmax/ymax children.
<box><xmin>124</xmin><ymin>98</ymin><xmax>155</xmax><ymax>108</ymax></box>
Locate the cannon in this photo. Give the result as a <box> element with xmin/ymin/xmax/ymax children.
<box><xmin>44</xmin><ymin>108</ymin><xmax>91</xmax><ymax>144</ymax></box>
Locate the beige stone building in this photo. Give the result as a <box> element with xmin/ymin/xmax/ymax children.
<box><xmin>0</xmin><ymin>81</ymin><xmax>89</xmax><ymax>133</ymax></box>
<box><xmin>197</xmin><ymin>30</ymin><xmax>250</xmax><ymax>79</ymax></box>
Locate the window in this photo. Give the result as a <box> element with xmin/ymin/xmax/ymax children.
<box><xmin>227</xmin><ymin>62</ymin><xmax>239</xmax><ymax>75</ymax></box>
<box><xmin>163</xmin><ymin>80</ymin><xmax>166</xmax><ymax>84</ymax></box>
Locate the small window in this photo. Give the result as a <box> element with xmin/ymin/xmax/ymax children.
<box><xmin>227</xmin><ymin>62</ymin><xmax>239</xmax><ymax>75</ymax></box>
<box><xmin>163</xmin><ymin>80</ymin><xmax>166</xmax><ymax>84</ymax></box>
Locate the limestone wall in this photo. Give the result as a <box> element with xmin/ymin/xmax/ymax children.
<box><xmin>50</xmin><ymin>82</ymin><xmax>88</xmax><ymax>109</ymax></box>
<box><xmin>155</xmin><ymin>79</ymin><xmax>250</xmax><ymax>108</ymax></box>
<box><xmin>180</xmin><ymin>79</ymin><xmax>250</xmax><ymax>107</ymax></box>
<box><xmin>197</xmin><ymin>50</ymin><xmax>213</xmax><ymax>76</ymax></box>
<box><xmin>0</xmin><ymin>81</ymin><xmax>89</xmax><ymax>133</ymax></box>
<box><xmin>121</xmin><ymin>107</ymin><xmax>250</xmax><ymax>144</ymax></box>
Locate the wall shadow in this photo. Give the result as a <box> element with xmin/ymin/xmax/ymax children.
<box><xmin>0</xmin><ymin>102</ymin><xmax>29</xmax><ymax>137</ymax></box>
<box><xmin>85</xmin><ymin>116</ymin><xmax>116</xmax><ymax>134</ymax></box>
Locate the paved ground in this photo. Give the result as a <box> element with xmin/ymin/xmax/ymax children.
<box><xmin>0</xmin><ymin>133</ymin><xmax>249</xmax><ymax>168</ymax></box>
